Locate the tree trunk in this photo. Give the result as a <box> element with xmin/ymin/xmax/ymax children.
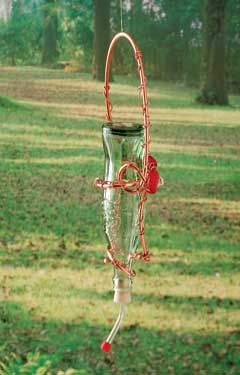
<box><xmin>93</xmin><ymin>0</ymin><xmax>111</xmax><ymax>81</ymax></box>
<box><xmin>164</xmin><ymin>0</ymin><xmax>184</xmax><ymax>82</ymax></box>
<box><xmin>0</xmin><ymin>0</ymin><xmax>12</xmax><ymax>20</ymax></box>
<box><xmin>42</xmin><ymin>0</ymin><xmax>58</xmax><ymax>66</ymax></box>
<box><xmin>197</xmin><ymin>0</ymin><xmax>228</xmax><ymax>105</ymax></box>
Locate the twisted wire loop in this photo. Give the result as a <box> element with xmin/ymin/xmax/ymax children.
<box><xmin>95</xmin><ymin>32</ymin><xmax>154</xmax><ymax>277</ymax></box>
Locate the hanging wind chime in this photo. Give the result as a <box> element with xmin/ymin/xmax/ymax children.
<box><xmin>94</xmin><ymin>3</ymin><xmax>163</xmax><ymax>352</ymax></box>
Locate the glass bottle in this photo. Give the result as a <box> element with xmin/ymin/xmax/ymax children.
<box><xmin>102</xmin><ymin>122</ymin><xmax>144</xmax><ymax>302</ymax></box>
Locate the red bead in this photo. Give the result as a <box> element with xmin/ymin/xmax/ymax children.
<box><xmin>101</xmin><ymin>341</ymin><xmax>111</xmax><ymax>352</ymax></box>
<box><xmin>146</xmin><ymin>169</ymin><xmax>160</xmax><ymax>194</ymax></box>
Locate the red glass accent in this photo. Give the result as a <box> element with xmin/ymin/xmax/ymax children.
<box><xmin>146</xmin><ymin>169</ymin><xmax>160</xmax><ymax>194</ymax></box>
<box><xmin>101</xmin><ymin>341</ymin><xmax>111</xmax><ymax>352</ymax></box>
<box><xmin>148</xmin><ymin>155</ymin><xmax>157</xmax><ymax>168</ymax></box>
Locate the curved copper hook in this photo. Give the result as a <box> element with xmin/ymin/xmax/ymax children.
<box><xmin>104</xmin><ymin>32</ymin><xmax>151</xmax><ymax>181</ymax></box>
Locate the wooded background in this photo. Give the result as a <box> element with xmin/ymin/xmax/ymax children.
<box><xmin>0</xmin><ymin>0</ymin><xmax>239</xmax><ymax>104</ymax></box>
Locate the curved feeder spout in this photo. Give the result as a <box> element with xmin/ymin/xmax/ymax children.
<box><xmin>101</xmin><ymin>303</ymin><xmax>125</xmax><ymax>352</ymax></box>
<box><xmin>101</xmin><ymin>275</ymin><xmax>131</xmax><ymax>352</ymax></box>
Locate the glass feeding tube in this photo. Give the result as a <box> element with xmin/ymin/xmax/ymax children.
<box><xmin>101</xmin><ymin>122</ymin><xmax>144</xmax><ymax>351</ymax></box>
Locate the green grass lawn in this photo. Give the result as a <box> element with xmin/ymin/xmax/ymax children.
<box><xmin>0</xmin><ymin>66</ymin><xmax>240</xmax><ymax>374</ymax></box>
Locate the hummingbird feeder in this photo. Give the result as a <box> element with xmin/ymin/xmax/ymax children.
<box><xmin>94</xmin><ymin>31</ymin><xmax>163</xmax><ymax>352</ymax></box>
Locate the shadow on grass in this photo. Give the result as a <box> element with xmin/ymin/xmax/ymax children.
<box><xmin>146</xmin><ymin>259</ymin><xmax>240</xmax><ymax>276</ymax></box>
<box><xmin>0</xmin><ymin>300</ymin><xmax>239</xmax><ymax>374</ymax></box>
<box><xmin>1</xmin><ymin>235</ymin><xmax>239</xmax><ymax>276</ymax></box>
<box><xmin>56</xmin><ymin>287</ymin><xmax>240</xmax><ymax>313</ymax></box>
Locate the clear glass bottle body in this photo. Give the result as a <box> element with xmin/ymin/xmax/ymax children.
<box><xmin>102</xmin><ymin>123</ymin><xmax>144</xmax><ymax>267</ymax></box>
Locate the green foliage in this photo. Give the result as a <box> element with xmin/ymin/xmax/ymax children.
<box><xmin>0</xmin><ymin>351</ymin><xmax>52</xmax><ymax>375</ymax></box>
<box><xmin>0</xmin><ymin>349</ymin><xmax>86</xmax><ymax>374</ymax></box>
<box><xmin>59</xmin><ymin>0</ymin><xmax>94</xmax><ymax>69</ymax></box>
<box><xmin>0</xmin><ymin>0</ymin><xmax>42</xmax><ymax>65</ymax></box>
<box><xmin>109</xmin><ymin>0</ymin><xmax>203</xmax><ymax>84</ymax></box>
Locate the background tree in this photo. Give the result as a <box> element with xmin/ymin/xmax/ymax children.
<box><xmin>226</xmin><ymin>0</ymin><xmax>240</xmax><ymax>93</ymax></box>
<box><xmin>110</xmin><ymin>0</ymin><xmax>202</xmax><ymax>83</ymax></box>
<box><xmin>42</xmin><ymin>0</ymin><xmax>58</xmax><ymax>65</ymax></box>
<box><xmin>93</xmin><ymin>0</ymin><xmax>110</xmax><ymax>81</ymax></box>
<box><xmin>61</xmin><ymin>0</ymin><xmax>93</xmax><ymax>69</ymax></box>
<box><xmin>197</xmin><ymin>0</ymin><xmax>228</xmax><ymax>105</ymax></box>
